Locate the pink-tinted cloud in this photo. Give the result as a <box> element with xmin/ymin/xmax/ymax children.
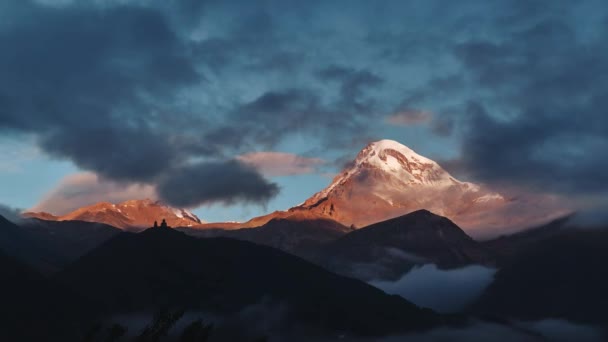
<box><xmin>31</xmin><ymin>172</ymin><xmax>156</xmax><ymax>215</ymax></box>
<box><xmin>237</xmin><ymin>152</ymin><xmax>325</xmax><ymax>177</ymax></box>
<box><xmin>385</xmin><ymin>109</ymin><xmax>433</xmax><ymax>126</ymax></box>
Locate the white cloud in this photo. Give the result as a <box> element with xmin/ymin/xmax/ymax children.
<box><xmin>237</xmin><ymin>152</ymin><xmax>324</xmax><ymax>177</ymax></box>
<box><xmin>370</xmin><ymin>264</ymin><xmax>496</xmax><ymax>313</ymax></box>
<box><xmin>31</xmin><ymin>172</ymin><xmax>156</xmax><ymax>215</ymax></box>
<box><xmin>385</xmin><ymin>109</ymin><xmax>433</xmax><ymax>126</ymax></box>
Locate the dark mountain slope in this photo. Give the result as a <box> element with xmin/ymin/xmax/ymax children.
<box><xmin>481</xmin><ymin>215</ymin><xmax>573</xmax><ymax>266</ymax></box>
<box><xmin>319</xmin><ymin>210</ymin><xmax>493</xmax><ymax>281</ymax></box>
<box><xmin>57</xmin><ymin>227</ymin><xmax>443</xmax><ymax>336</ymax></box>
<box><xmin>20</xmin><ymin>218</ymin><xmax>120</xmax><ymax>266</ymax></box>
<box><xmin>0</xmin><ymin>214</ymin><xmax>121</xmax><ymax>272</ymax></box>
<box><xmin>0</xmin><ymin>249</ymin><xmax>91</xmax><ymax>341</ymax></box>
<box><xmin>472</xmin><ymin>228</ymin><xmax>608</xmax><ymax>326</ymax></box>
<box><xmin>178</xmin><ymin>214</ymin><xmax>351</xmax><ymax>258</ymax></box>
<box><xmin>0</xmin><ymin>214</ymin><xmax>63</xmax><ymax>271</ymax></box>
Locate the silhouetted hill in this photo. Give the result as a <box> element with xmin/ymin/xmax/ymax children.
<box><xmin>481</xmin><ymin>215</ymin><xmax>573</xmax><ymax>266</ymax></box>
<box><xmin>20</xmin><ymin>218</ymin><xmax>120</xmax><ymax>268</ymax></box>
<box><xmin>472</xmin><ymin>228</ymin><xmax>608</xmax><ymax>325</ymax></box>
<box><xmin>319</xmin><ymin>210</ymin><xmax>493</xmax><ymax>281</ymax></box>
<box><xmin>0</xmin><ymin>214</ymin><xmax>63</xmax><ymax>271</ymax></box>
<box><xmin>57</xmin><ymin>227</ymin><xmax>443</xmax><ymax>336</ymax></box>
<box><xmin>178</xmin><ymin>215</ymin><xmax>351</xmax><ymax>258</ymax></box>
<box><xmin>0</xmin><ymin>214</ymin><xmax>121</xmax><ymax>273</ymax></box>
<box><xmin>0</xmin><ymin>249</ymin><xmax>91</xmax><ymax>341</ymax></box>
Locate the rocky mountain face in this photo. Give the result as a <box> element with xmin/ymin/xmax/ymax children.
<box><xmin>297</xmin><ymin>139</ymin><xmax>504</xmax><ymax>228</ymax></box>
<box><xmin>24</xmin><ymin>199</ymin><xmax>203</xmax><ymax>230</ymax></box>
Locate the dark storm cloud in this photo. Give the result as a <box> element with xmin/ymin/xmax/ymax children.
<box><xmin>0</xmin><ymin>0</ymin><xmax>395</xmax><ymax>208</ymax></box>
<box><xmin>387</xmin><ymin>1</ymin><xmax>608</xmax><ymax>194</ymax></box>
<box><xmin>0</xmin><ymin>0</ymin><xmax>201</xmax><ymax>182</ymax></box>
<box><xmin>0</xmin><ymin>0</ymin><xmax>280</xmax><ymax>206</ymax></box>
<box><xmin>156</xmin><ymin>160</ymin><xmax>279</xmax><ymax>208</ymax></box>
<box><xmin>316</xmin><ymin>65</ymin><xmax>384</xmax><ymax>97</ymax></box>
<box><xmin>210</xmin><ymin>85</ymin><xmax>380</xmax><ymax>150</ymax></box>
<box><xmin>3</xmin><ymin>0</ymin><xmax>608</xmax><ymax>207</ymax></box>
<box><xmin>204</xmin><ymin>89</ymin><xmax>325</xmax><ymax>148</ymax></box>
<box><xmin>452</xmin><ymin>13</ymin><xmax>608</xmax><ymax>193</ymax></box>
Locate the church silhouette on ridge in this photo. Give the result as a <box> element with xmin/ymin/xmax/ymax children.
<box><xmin>153</xmin><ymin>219</ymin><xmax>170</xmax><ymax>229</ymax></box>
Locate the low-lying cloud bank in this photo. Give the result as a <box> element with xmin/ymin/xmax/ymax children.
<box><xmin>370</xmin><ymin>264</ymin><xmax>496</xmax><ymax>313</ymax></box>
<box><xmin>0</xmin><ymin>203</ymin><xmax>23</xmax><ymax>223</ymax></box>
<box><xmin>30</xmin><ymin>172</ymin><xmax>157</xmax><ymax>215</ymax></box>
<box><xmin>383</xmin><ymin>320</ymin><xmax>605</xmax><ymax>342</ymax></box>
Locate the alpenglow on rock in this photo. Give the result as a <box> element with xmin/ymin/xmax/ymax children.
<box><xmin>251</xmin><ymin>139</ymin><xmax>568</xmax><ymax>238</ymax></box>
<box><xmin>24</xmin><ymin>199</ymin><xmax>203</xmax><ymax>230</ymax></box>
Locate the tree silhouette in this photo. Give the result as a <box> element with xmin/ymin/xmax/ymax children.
<box><xmin>135</xmin><ymin>308</ymin><xmax>184</xmax><ymax>342</ymax></box>
<box><xmin>178</xmin><ymin>320</ymin><xmax>213</xmax><ymax>342</ymax></box>
<box><xmin>82</xmin><ymin>323</ymin><xmax>103</xmax><ymax>342</ymax></box>
<box><xmin>105</xmin><ymin>324</ymin><xmax>127</xmax><ymax>342</ymax></box>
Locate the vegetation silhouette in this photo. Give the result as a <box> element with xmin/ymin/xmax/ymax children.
<box><xmin>178</xmin><ymin>319</ymin><xmax>213</xmax><ymax>342</ymax></box>
<box><xmin>136</xmin><ymin>308</ymin><xmax>184</xmax><ymax>342</ymax></box>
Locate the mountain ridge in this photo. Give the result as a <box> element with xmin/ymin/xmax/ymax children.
<box><xmin>56</xmin><ymin>226</ymin><xmax>445</xmax><ymax>336</ymax></box>
<box><xmin>316</xmin><ymin>209</ymin><xmax>493</xmax><ymax>281</ymax></box>
<box><xmin>23</xmin><ymin>139</ymin><xmax>569</xmax><ymax>238</ymax></box>
<box><xmin>24</xmin><ymin>198</ymin><xmax>203</xmax><ymax>230</ymax></box>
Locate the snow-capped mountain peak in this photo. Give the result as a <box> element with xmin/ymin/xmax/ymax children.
<box><xmin>353</xmin><ymin>139</ymin><xmax>457</xmax><ymax>186</ymax></box>
<box><xmin>290</xmin><ymin>139</ymin><xmax>513</xmax><ymax>230</ymax></box>
<box><xmin>306</xmin><ymin>140</ymin><xmax>475</xmax><ymax>206</ymax></box>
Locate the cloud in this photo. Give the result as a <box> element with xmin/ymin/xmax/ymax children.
<box><xmin>2</xmin><ymin>0</ymin><xmax>608</xmax><ymax>210</ymax></box>
<box><xmin>0</xmin><ymin>0</ymin><xmax>287</xmax><ymax>207</ymax></box>
<box><xmin>30</xmin><ymin>172</ymin><xmax>157</xmax><ymax>215</ymax></box>
<box><xmin>0</xmin><ymin>137</ymin><xmax>40</xmax><ymax>173</ymax></box>
<box><xmin>380</xmin><ymin>320</ymin><xmax>605</xmax><ymax>342</ymax></box>
<box><xmin>237</xmin><ymin>152</ymin><xmax>324</xmax><ymax>177</ymax></box>
<box><xmin>431</xmin><ymin>7</ymin><xmax>608</xmax><ymax>195</ymax></box>
<box><xmin>0</xmin><ymin>1</ymin><xmax>203</xmax><ymax>183</ymax></box>
<box><xmin>156</xmin><ymin>160</ymin><xmax>279</xmax><ymax>208</ymax></box>
<box><xmin>522</xmin><ymin>319</ymin><xmax>606</xmax><ymax>342</ymax></box>
<box><xmin>370</xmin><ymin>264</ymin><xmax>496</xmax><ymax>313</ymax></box>
<box><xmin>0</xmin><ymin>203</ymin><xmax>23</xmax><ymax>223</ymax></box>
<box><xmin>385</xmin><ymin>109</ymin><xmax>432</xmax><ymax>126</ymax></box>
<box><xmin>316</xmin><ymin>64</ymin><xmax>384</xmax><ymax>101</ymax></box>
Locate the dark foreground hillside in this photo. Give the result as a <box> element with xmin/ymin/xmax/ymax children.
<box><xmin>0</xmin><ymin>249</ymin><xmax>94</xmax><ymax>341</ymax></box>
<box><xmin>472</xmin><ymin>228</ymin><xmax>608</xmax><ymax>326</ymax></box>
<box><xmin>55</xmin><ymin>227</ymin><xmax>445</xmax><ymax>338</ymax></box>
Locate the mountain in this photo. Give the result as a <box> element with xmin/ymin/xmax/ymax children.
<box><xmin>471</xmin><ymin>228</ymin><xmax>608</xmax><ymax>326</ymax></box>
<box><xmin>19</xmin><ymin>218</ymin><xmax>121</xmax><ymax>270</ymax></box>
<box><xmin>0</xmin><ymin>214</ymin><xmax>121</xmax><ymax>273</ymax></box>
<box><xmin>245</xmin><ymin>139</ymin><xmax>568</xmax><ymax>238</ymax></box>
<box><xmin>0</xmin><ymin>249</ymin><xmax>92</xmax><ymax>341</ymax></box>
<box><xmin>0</xmin><ymin>214</ymin><xmax>64</xmax><ymax>272</ymax></box>
<box><xmin>56</xmin><ymin>227</ymin><xmax>444</xmax><ymax>337</ymax></box>
<box><xmin>317</xmin><ymin>210</ymin><xmax>493</xmax><ymax>281</ymax></box>
<box><xmin>24</xmin><ymin>199</ymin><xmax>203</xmax><ymax>230</ymax></box>
<box><xmin>481</xmin><ymin>214</ymin><xmax>574</xmax><ymax>266</ymax></box>
<box><xmin>179</xmin><ymin>212</ymin><xmax>352</xmax><ymax>258</ymax></box>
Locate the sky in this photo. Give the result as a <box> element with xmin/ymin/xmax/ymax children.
<box><xmin>1</xmin><ymin>0</ymin><xmax>607</xmax><ymax>222</ymax></box>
